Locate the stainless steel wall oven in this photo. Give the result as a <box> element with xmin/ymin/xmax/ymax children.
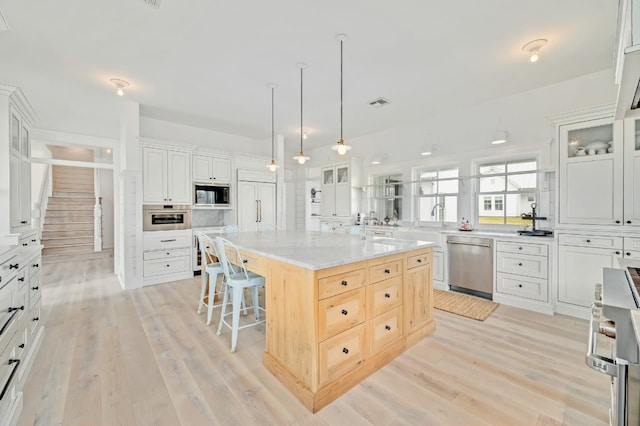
<box><xmin>143</xmin><ymin>205</ymin><xmax>191</xmax><ymax>231</ymax></box>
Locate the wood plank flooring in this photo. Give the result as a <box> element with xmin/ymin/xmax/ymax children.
<box><xmin>18</xmin><ymin>258</ymin><xmax>610</xmax><ymax>425</ymax></box>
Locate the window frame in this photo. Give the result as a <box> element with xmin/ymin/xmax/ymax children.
<box><xmin>413</xmin><ymin>164</ymin><xmax>460</xmax><ymax>226</ymax></box>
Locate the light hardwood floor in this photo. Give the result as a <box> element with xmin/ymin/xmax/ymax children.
<box><xmin>18</xmin><ymin>258</ymin><xmax>610</xmax><ymax>425</ymax></box>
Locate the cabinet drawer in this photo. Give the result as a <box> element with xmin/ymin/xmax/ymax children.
<box><xmin>14</xmin><ymin>281</ymin><xmax>27</xmax><ymax>326</ymax></box>
<box><xmin>143</xmin><ymin>232</ymin><xmax>192</xmax><ymax>251</ymax></box>
<box><xmin>370</xmin><ymin>307</ymin><xmax>402</xmax><ymax>354</ymax></box>
<box><xmin>15</xmin><ymin>326</ymin><xmax>28</xmax><ymax>384</ymax></box>
<box><xmin>496</xmin><ymin>241</ymin><xmax>548</xmax><ymax>256</ymax></box>
<box><xmin>239</xmin><ymin>251</ymin><xmax>269</xmax><ymax>277</ymax></box>
<box><xmin>406</xmin><ymin>251</ymin><xmax>431</xmax><ymax>270</ymax></box>
<box><xmin>369</xmin><ymin>276</ymin><xmax>402</xmax><ymax>317</ymax></box>
<box><xmin>0</xmin><ymin>255</ymin><xmax>17</xmax><ymax>291</ymax></box>
<box><xmin>496</xmin><ymin>272</ymin><xmax>548</xmax><ymax>302</ymax></box>
<box><xmin>624</xmin><ymin>250</ymin><xmax>640</xmax><ymax>260</ymax></box>
<box><xmin>496</xmin><ymin>252</ymin><xmax>548</xmax><ymax>279</ymax></box>
<box><xmin>624</xmin><ymin>237</ymin><xmax>640</xmax><ymax>252</ymax></box>
<box><xmin>369</xmin><ymin>259</ymin><xmax>402</xmax><ymax>283</ymax></box>
<box><xmin>0</xmin><ymin>277</ymin><xmax>16</xmax><ymax>350</ymax></box>
<box><xmin>558</xmin><ymin>234</ymin><xmax>623</xmax><ymax>249</ymax></box>
<box><xmin>29</xmin><ymin>257</ymin><xmax>41</xmax><ymax>276</ymax></box>
<box><xmin>143</xmin><ymin>248</ymin><xmax>191</xmax><ymax>260</ymax></box>
<box><xmin>29</xmin><ymin>272</ymin><xmax>41</xmax><ymax>311</ymax></box>
<box><xmin>15</xmin><ymin>268</ymin><xmax>27</xmax><ymax>293</ymax></box>
<box><xmin>318</xmin><ymin>268</ymin><xmax>366</xmax><ymax>300</ymax></box>
<box><xmin>318</xmin><ymin>287</ymin><xmax>366</xmax><ymax>341</ymax></box>
<box><xmin>143</xmin><ymin>256</ymin><xmax>191</xmax><ymax>277</ymax></box>
<box><xmin>319</xmin><ymin>323</ymin><xmax>366</xmax><ymax>386</ymax></box>
<box><xmin>0</xmin><ymin>337</ymin><xmax>18</xmax><ymax>417</ymax></box>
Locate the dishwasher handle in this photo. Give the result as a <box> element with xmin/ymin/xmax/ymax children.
<box><xmin>447</xmin><ymin>240</ymin><xmax>492</xmax><ymax>248</ymax></box>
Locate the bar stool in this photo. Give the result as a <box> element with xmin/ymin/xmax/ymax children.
<box><xmin>195</xmin><ymin>232</ymin><xmax>225</xmax><ymax>326</ymax></box>
<box><xmin>214</xmin><ymin>236</ymin><xmax>266</xmax><ymax>353</ymax></box>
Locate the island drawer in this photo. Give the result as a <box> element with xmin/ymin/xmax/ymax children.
<box><xmin>319</xmin><ymin>323</ymin><xmax>366</xmax><ymax>386</ymax></box>
<box><xmin>496</xmin><ymin>252</ymin><xmax>547</xmax><ymax>279</ymax></box>
<box><xmin>368</xmin><ymin>276</ymin><xmax>402</xmax><ymax>317</ymax></box>
<box><xmin>406</xmin><ymin>251</ymin><xmax>431</xmax><ymax>270</ymax></box>
<box><xmin>370</xmin><ymin>307</ymin><xmax>402</xmax><ymax>354</ymax></box>
<box><xmin>318</xmin><ymin>268</ymin><xmax>366</xmax><ymax>300</ymax></box>
<box><xmin>318</xmin><ymin>287</ymin><xmax>366</xmax><ymax>341</ymax></box>
<box><xmin>496</xmin><ymin>272</ymin><xmax>548</xmax><ymax>302</ymax></box>
<box><xmin>496</xmin><ymin>241</ymin><xmax>547</xmax><ymax>257</ymax></box>
<box><xmin>240</xmin><ymin>251</ymin><xmax>268</xmax><ymax>276</ymax></box>
<box><xmin>369</xmin><ymin>259</ymin><xmax>402</xmax><ymax>283</ymax></box>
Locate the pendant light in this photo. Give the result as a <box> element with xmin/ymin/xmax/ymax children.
<box><xmin>332</xmin><ymin>34</ymin><xmax>351</xmax><ymax>155</ymax></box>
<box><xmin>266</xmin><ymin>83</ymin><xmax>279</xmax><ymax>172</ymax></box>
<box><xmin>293</xmin><ymin>63</ymin><xmax>310</xmax><ymax>165</ymax></box>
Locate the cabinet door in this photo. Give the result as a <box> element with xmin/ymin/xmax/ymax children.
<box><xmin>166</xmin><ymin>150</ymin><xmax>190</xmax><ymax>204</ymax></box>
<box><xmin>258</xmin><ymin>182</ymin><xmax>276</xmax><ymax>227</ymax></box>
<box><xmin>213</xmin><ymin>158</ymin><xmax>231</xmax><ymax>182</ymax></box>
<box><xmin>192</xmin><ymin>155</ymin><xmax>212</xmax><ymax>181</ymax></box>
<box><xmin>321</xmin><ymin>168</ymin><xmax>336</xmax><ymax>216</ymax></box>
<box><xmin>10</xmin><ymin>111</ymin><xmax>19</xmax><ymax>152</ymax></box>
<box><xmin>335</xmin><ymin>165</ymin><xmax>350</xmax><ymax>217</ymax></box>
<box><xmin>432</xmin><ymin>251</ymin><xmax>444</xmax><ymax>283</ymax></box>
<box><xmin>404</xmin><ymin>262</ymin><xmax>432</xmax><ymax>333</ymax></box>
<box><xmin>20</xmin><ymin>126</ymin><xmax>31</xmax><ymax>224</ymax></box>
<box><xmin>142</xmin><ymin>147</ymin><xmax>167</xmax><ymax>203</ymax></box>
<box><xmin>238</xmin><ymin>181</ymin><xmax>258</xmax><ymax>232</ymax></box>
<box><xmin>557</xmin><ymin>244</ymin><xmax>622</xmax><ymax>307</ymax></box>
<box><xmin>624</xmin><ymin>117</ymin><xmax>640</xmax><ymax>226</ymax></box>
<box><xmin>559</xmin><ymin>118</ymin><xmax>623</xmax><ymax>225</ymax></box>
<box><xmin>9</xmin><ymin>152</ymin><xmax>21</xmax><ymax>229</ymax></box>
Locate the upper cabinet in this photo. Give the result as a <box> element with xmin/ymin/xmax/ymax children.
<box><xmin>142</xmin><ymin>146</ymin><xmax>191</xmax><ymax>204</ymax></box>
<box><xmin>624</xmin><ymin>115</ymin><xmax>640</xmax><ymax>225</ymax></box>
<box><xmin>192</xmin><ymin>154</ymin><xmax>231</xmax><ymax>183</ymax></box>
<box><xmin>321</xmin><ymin>164</ymin><xmax>351</xmax><ymax>217</ymax></box>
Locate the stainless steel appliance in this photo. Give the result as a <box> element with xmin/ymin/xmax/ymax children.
<box><xmin>447</xmin><ymin>235</ymin><xmax>493</xmax><ymax>299</ymax></box>
<box><xmin>586</xmin><ymin>265</ymin><xmax>640</xmax><ymax>425</ymax></box>
<box><xmin>143</xmin><ymin>205</ymin><xmax>191</xmax><ymax>231</ymax></box>
<box><xmin>194</xmin><ymin>183</ymin><xmax>230</xmax><ymax>207</ymax></box>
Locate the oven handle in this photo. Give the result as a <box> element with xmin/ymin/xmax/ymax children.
<box><xmin>585</xmin><ymin>302</ymin><xmax>618</xmax><ymax>377</ymax></box>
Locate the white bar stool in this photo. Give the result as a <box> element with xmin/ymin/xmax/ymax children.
<box><xmin>195</xmin><ymin>232</ymin><xmax>226</xmax><ymax>326</ymax></box>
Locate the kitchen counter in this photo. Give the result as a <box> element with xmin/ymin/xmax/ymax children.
<box><xmin>359</xmin><ymin>224</ymin><xmax>554</xmax><ymax>243</ymax></box>
<box><xmin>215</xmin><ymin>230</ymin><xmax>435</xmax><ymax>270</ymax></box>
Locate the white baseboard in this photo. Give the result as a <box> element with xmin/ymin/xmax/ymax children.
<box><xmin>143</xmin><ymin>271</ymin><xmax>194</xmax><ymax>286</ymax></box>
<box><xmin>492</xmin><ymin>293</ymin><xmax>554</xmax><ymax>315</ymax></box>
<box><xmin>554</xmin><ymin>302</ymin><xmax>590</xmax><ymax>320</ymax></box>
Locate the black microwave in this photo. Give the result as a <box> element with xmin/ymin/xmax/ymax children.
<box><xmin>194</xmin><ymin>183</ymin><xmax>230</xmax><ymax>207</ymax></box>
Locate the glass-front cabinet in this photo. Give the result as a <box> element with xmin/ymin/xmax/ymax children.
<box><xmin>321</xmin><ymin>164</ymin><xmax>351</xmax><ymax>218</ymax></box>
<box><xmin>558</xmin><ymin>116</ymin><xmax>623</xmax><ymax>226</ymax></box>
<box><xmin>623</xmin><ymin>116</ymin><xmax>640</xmax><ymax>226</ymax></box>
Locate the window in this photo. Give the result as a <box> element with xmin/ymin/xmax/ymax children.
<box><xmin>416</xmin><ymin>167</ymin><xmax>459</xmax><ymax>224</ymax></box>
<box><xmin>477</xmin><ymin>159</ymin><xmax>537</xmax><ymax>225</ymax></box>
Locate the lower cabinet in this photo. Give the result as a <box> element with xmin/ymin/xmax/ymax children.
<box><xmin>143</xmin><ymin>230</ymin><xmax>192</xmax><ymax>285</ymax></box>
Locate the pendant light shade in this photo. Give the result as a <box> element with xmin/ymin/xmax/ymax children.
<box><xmin>266</xmin><ymin>84</ymin><xmax>279</xmax><ymax>172</ymax></box>
<box><xmin>293</xmin><ymin>63</ymin><xmax>310</xmax><ymax>165</ymax></box>
<box><xmin>332</xmin><ymin>34</ymin><xmax>351</xmax><ymax>156</ymax></box>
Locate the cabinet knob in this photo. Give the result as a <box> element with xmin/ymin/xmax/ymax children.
<box><xmin>384</xmin><ymin>269</ymin><xmax>391</xmax><ymax>274</ymax></box>
<box><xmin>22</xmin><ymin>243</ymin><xmax>27</xmax><ymax>247</ymax></box>
<box><xmin>31</xmin><ymin>286</ymin><xmax>38</xmax><ymax>291</ymax></box>
<box><xmin>341</xmin><ymin>280</ymin><xmax>348</xmax><ymax>286</ymax></box>
<box><xmin>518</xmin><ymin>284</ymin><xmax>523</xmax><ymax>288</ymax></box>
<box><xmin>9</xmin><ymin>264</ymin><xmax>18</xmax><ymax>270</ymax></box>
<box><xmin>518</xmin><ymin>247</ymin><xmax>523</xmax><ymax>250</ymax></box>
<box><xmin>18</xmin><ymin>344</ymin><xmax>24</xmax><ymax>349</ymax></box>
<box><xmin>627</xmin><ymin>252</ymin><xmax>632</xmax><ymax>257</ymax></box>
<box><xmin>32</xmin><ymin>264</ymin><xmax>39</xmax><ymax>268</ymax></box>
<box><xmin>385</xmin><ymin>325</ymin><xmax>391</xmax><ymax>331</ymax></box>
<box><xmin>341</xmin><ymin>309</ymin><xmax>348</xmax><ymax>316</ymax></box>
<box><xmin>616</xmin><ymin>220</ymin><xmax>621</xmax><ymax>224</ymax></box>
<box><xmin>417</xmin><ymin>259</ymin><xmax>422</xmax><ymax>263</ymax></box>
<box><xmin>166</xmin><ymin>264</ymin><xmax>170</xmax><ymax>267</ymax></box>
<box><xmin>31</xmin><ymin>239</ymin><xmax>36</xmax><ymax>243</ymax></box>
<box><xmin>32</xmin><ymin>317</ymin><xmax>39</xmax><ymax>322</ymax></box>
<box><xmin>20</xmin><ymin>220</ymin><xmax>27</xmax><ymax>224</ymax></box>
<box><xmin>628</xmin><ymin>221</ymin><xmax>632</xmax><ymax>224</ymax></box>
<box><xmin>384</xmin><ymin>293</ymin><xmax>391</xmax><ymax>298</ymax></box>
<box><xmin>616</xmin><ymin>251</ymin><xmax>621</xmax><ymax>255</ymax></box>
<box><xmin>517</xmin><ymin>263</ymin><xmax>523</xmax><ymax>266</ymax></box>
<box><xmin>586</xmin><ymin>239</ymin><xmax>591</xmax><ymax>243</ymax></box>
<box><xmin>342</xmin><ymin>347</ymin><xmax>349</xmax><ymax>354</ymax></box>
<box><xmin>18</xmin><ymin>277</ymin><xmax>24</xmax><ymax>282</ymax></box>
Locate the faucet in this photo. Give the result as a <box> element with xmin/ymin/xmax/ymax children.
<box><xmin>361</xmin><ymin>212</ymin><xmax>377</xmax><ymax>240</ymax></box>
<box><xmin>431</xmin><ymin>203</ymin><xmax>446</xmax><ymax>227</ymax></box>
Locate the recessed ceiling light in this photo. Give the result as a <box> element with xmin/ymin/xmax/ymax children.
<box><xmin>522</xmin><ymin>39</ymin><xmax>548</xmax><ymax>63</ymax></box>
<box><xmin>110</xmin><ymin>78</ymin><xmax>129</xmax><ymax>96</ymax></box>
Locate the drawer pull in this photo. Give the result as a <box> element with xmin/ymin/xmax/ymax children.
<box><xmin>385</xmin><ymin>325</ymin><xmax>391</xmax><ymax>331</ymax></box>
<box><xmin>616</xmin><ymin>251</ymin><xmax>621</xmax><ymax>255</ymax></box>
<box><xmin>518</xmin><ymin>284</ymin><xmax>523</xmax><ymax>288</ymax></box>
<box><xmin>384</xmin><ymin>293</ymin><xmax>391</xmax><ymax>298</ymax></box>
<box><xmin>417</xmin><ymin>259</ymin><xmax>422</xmax><ymax>263</ymax></box>
<box><xmin>341</xmin><ymin>280</ymin><xmax>348</xmax><ymax>286</ymax></box>
<box><xmin>628</xmin><ymin>221</ymin><xmax>632</xmax><ymax>224</ymax></box>
<box><xmin>31</xmin><ymin>286</ymin><xmax>39</xmax><ymax>291</ymax></box>
<box><xmin>627</xmin><ymin>252</ymin><xmax>632</xmax><ymax>257</ymax></box>
<box><xmin>18</xmin><ymin>344</ymin><xmax>24</xmax><ymax>349</ymax></box>
<box><xmin>32</xmin><ymin>317</ymin><xmax>39</xmax><ymax>322</ymax></box>
<box><xmin>518</xmin><ymin>263</ymin><xmax>523</xmax><ymax>266</ymax></box>
<box><xmin>31</xmin><ymin>239</ymin><xmax>36</xmax><ymax>243</ymax></box>
<box><xmin>0</xmin><ymin>359</ymin><xmax>20</xmax><ymax>401</ymax></box>
<box><xmin>518</xmin><ymin>247</ymin><xmax>523</xmax><ymax>250</ymax></box>
<box><xmin>341</xmin><ymin>309</ymin><xmax>348</xmax><ymax>316</ymax></box>
<box><xmin>22</xmin><ymin>243</ymin><xmax>27</xmax><ymax>247</ymax></box>
<box><xmin>242</xmin><ymin>259</ymin><xmax>248</xmax><ymax>264</ymax></box>
<box><xmin>8</xmin><ymin>306</ymin><xmax>24</xmax><ymax>313</ymax></box>
<box><xmin>586</xmin><ymin>239</ymin><xmax>591</xmax><ymax>243</ymax></box>
<box><xmin>0</xmin><ymin>310</ymin><xmax>20</xmax><ymax>336</ymax></box>
<box><xmin>160</xmin><ymin>239</ymin><xmax>176</xmax><ymax>243</ymax></box>
<box><xmin>342</xmin><ymin>347</ymin><xmax>349</xmax><ymax>354</ymax></box>
<box><xmin>32</xmin><ymin>263</ymin><xmax>39</xmax><ymax>268</ymax></box>
<box><xmin>384</xmin><ymin>269</ymin><xmax>391</xmax><ymax>274</ymax></box>
<box><xmin>616</xmin><ymin>220</ymin><xmax>621</xmax><ymax>224</ymax></box>
<box><xmin>21</xmin><ymin>220</ymin><xmax>28</xmax><ymax>224</ymax></box>
<box><xmin>9</xmin><ymin>264</ymin><xmax>18</xmax><ymax>270</ymax></box>
<box><xmin>18</xmin><ymin>277</ymin><xmax>24</xmax><ymax>282</ymax></box>
<box><xmin>166</xmin><ymin>252</ymin><xmax>170</xmax><ymax>255</ymax></box>
<box><xmin>166</xmin><ymin>265</ymin><xmax>170</xmax><ymax>268</ymax></box>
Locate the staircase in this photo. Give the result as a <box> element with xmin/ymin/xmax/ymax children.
<box><xmin>42</xmin><ymin>166</ymin><xmax>109</xmax><ymax>263</ymax></box>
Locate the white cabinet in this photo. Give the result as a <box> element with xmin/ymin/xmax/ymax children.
<box><xmin>142</xmin><ymin>147</ymin><xmax>191</xmax><ymax>204</ymax></box>
<box><xmin>238</xmin><ymin>181</ymin><xmax>276</xmax><ymax>232</ymax></box>
<box><xmin>495</xmin><ymin>240</ymin><xmax>549</xmax><ymax>303</ymax></box>
<box><xmin>7</xmin><ymin>101</ymin><xmax>33</xmax><ymax>232</ymax></box>
<box><xmin>192</xmin><ymin>154</ymin><xmax>231</xmax><ymax>183</ymax></box>
<box><xmin>142</xmin><ymin>230</ymin><xmax>192</xmax><ymax>285</ymax></box>
<box><xmin>558</xmin><ymin>117</ymin><xmax>623</xmax><ymax>226</ymax></box>
<box><xmin>557</xmin><ymin>233</ymin><xmax>623</xmax><ymax>309</ymax></box>
<box><xmin>623</xmin><ymin>116</ymin><xmax>640</xmax><ymax>226</ymax></box>
<box><xmin>321</xmin><ymin>164</ymin><xmax>350</xmax><ymax>218</ymax></box>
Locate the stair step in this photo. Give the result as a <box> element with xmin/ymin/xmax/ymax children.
<box><xmin>42</xmin><ymin>230</ymin><xmax>93</xmax><ymax>238</ymax></box>
<box><xmin>43</xmin><ymin>244</ymin><xmax>94</xmax><ymax>255</ymax></box>
<box><xmin>47</xmin><ymin>197</ymin><xmax>95</xmax><ymax>204</ymax></box>
<box><xmin>53</xmin><ymin>185</ymin><xmax>94</xmax><ymax>192</ymax></box>
<box><xmin>43</xmin><ymin>250</ymin><xmax>111</xmax><ymax>264</ymax></box>
<box><xmin>52</xmin><ymin>192</ymin><xmax>95</xmax><ymax>198</ymax></box>
<box><xmin>46</xmin><ymin>204</ymin><xmax>94</xmax><ymax>211</ymax></box>
<box><xmin>42</xmin><ymin>236</ymin><xmax>94</xmax><ymax>247</ymax></box>
<box><xmin>43</xmin><ymin>223</ymin><xmax>93</xmax><ymax>232</ymax></box>
<box><xmin>44</xmin><ymin>210</ymin><xmax>94</xmax><ymax>218</ymax></box>
<box><xmin>45</xmin><ymin>216</ymin><xmax>94</xmax><ymax>224</ymax></box>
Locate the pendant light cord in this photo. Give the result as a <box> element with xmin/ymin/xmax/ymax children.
<box><xmin>340</xmin><ymin>39</ymin><xmax>343</xmax><ymax>142</ymax></box>
<box><xmin>271</xmin><ymin>86</ymin><xmax>275</xmax><ymax>161</ymax></box>
<box><xmin>300</xmin><ymin>67</ymin><xmax>304</xmax><ymax>153</ymax></box>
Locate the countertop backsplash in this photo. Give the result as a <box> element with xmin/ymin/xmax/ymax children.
<box><xmin>192</xmin><ymin>208</ymin><xmax>225</xmax><ymax>228</ymax></box>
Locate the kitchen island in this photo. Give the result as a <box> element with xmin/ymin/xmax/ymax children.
<box><xmin>214</xmin><ymin>230</ymin><xmax>436</xmax><ymax>412</ymax></box>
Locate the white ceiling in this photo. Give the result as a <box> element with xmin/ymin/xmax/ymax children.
<box><xmin>0</xmin><ymin>0</ymin><xmax>618</xmax><ymax>151</ymax></box>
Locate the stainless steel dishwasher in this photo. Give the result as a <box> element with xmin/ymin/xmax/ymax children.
<box><xmin>447</xmin><ymin>235</ymin><xmax>493</xmax><ymax>299</ymax></box>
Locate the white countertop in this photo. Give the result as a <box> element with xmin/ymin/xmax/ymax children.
<box><xmin>362</xmin><ymin>225</ymin><xmax>554</xmax><ymax>243</ymax></box>
<box><xmin>209</xmin><ymin>230</ymin><xmax>435</xmax><ymax>271</ymax></box>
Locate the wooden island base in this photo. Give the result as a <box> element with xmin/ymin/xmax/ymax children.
<box><xmin>241</xmin><ymin>245</ymin><xmax>435</xmax><ymax>413</ymax></box>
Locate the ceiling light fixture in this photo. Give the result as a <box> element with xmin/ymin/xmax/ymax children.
<box><xmin>491</xmin><ymin>130</ymin><xmax>508</xmax><ymax>145</ymax></box>
<box><xmin>110</xmin><ymin>78</ymin><xmax>129</xmax><ymax>96</ymax></box>
<box><xmin>293</xmin><ymin>63</ymin><xmax>310</xmax><ymax>165</ymax></box>
<box><xmin>266</xmin><ymin>83</ymin><xmax>279</xmax><ymax>172</ymax></box>
<box><xmin>303</xmin><ymin>129</ymin><xmax>308</xmax><ymax>139</ymax></box>
<box><xmin>332</xmin><ymin>34</ymin><xmax>352</xmax><ymax>156</ymax></box>
<box><xmin>522</xmin><ymin>39</ymin><xmax>547</xmax><ymax>63</ymax></box>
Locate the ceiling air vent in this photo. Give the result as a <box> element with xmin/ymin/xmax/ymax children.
<box><xmin>369</xmin><ymin>97</ymin><xmax>391</xmax><ymax>108</ymax></box>
<box><xmin>139</xmin><ymin>0</ymin><xmax>162</xmax><ymax>9</ymax></box>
